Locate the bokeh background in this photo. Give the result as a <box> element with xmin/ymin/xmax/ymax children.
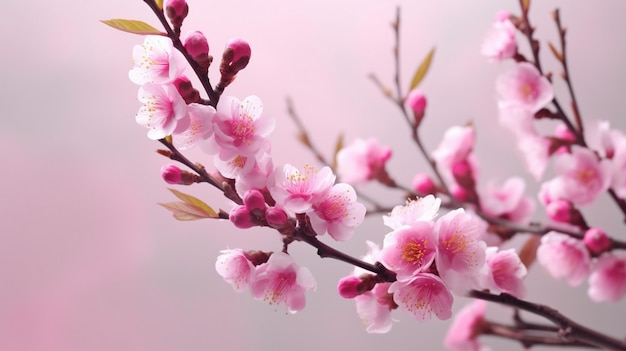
<box><xmin>1</xmin><ymin>0</ymin><xmax>625</xmax><ymax>350</ymax></box>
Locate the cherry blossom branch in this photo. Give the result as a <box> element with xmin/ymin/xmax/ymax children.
<box><xmin>469</xmin><ymin>290</ymin><xmax>626</xmax><ymax>351</ymax></box>
<box><xmin>143</xmin><ymin>0</ymin><xmax>220</xmax><ymax>106</ymax></box>
<box><xmin>485</xmin><ymin>320</ymin><xmax>598</xmax><ymax>348</ymax></box>
<box><xmin>285</xmin><ymin>97</ymin><xmax>331</xmax><ymax>167</ymax></box>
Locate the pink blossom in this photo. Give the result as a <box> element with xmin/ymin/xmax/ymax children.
<box><xmin>584</xmin><ymin>228</ymin><xmax>611</xmax><ymax>255</ymax></box>
<box><xmin>251</xmin><ymin>252</ymin><xmax>316</xmax><ymax>313</ymax></box>
<box><xmin>481</xmin><ymin>10</ymin><xmax>517</xmax><ymax>62</ymax></box>
<box><xmin>336</xmin><ymin>138</ymin><xmax>392</xmax><ymax>184</ymax></box>
<box><xmin>213</xmin><ymin>95</ymin><xmax>274</xmax><ymax>160</ymax></box>
<box><xmin>435</xmin><ymin>209</ymin><xmax>487</xmax><ymax>293</ymax></box>
<box><xmin>480</xmin><ymin>177</ymin><xmax>534</xmax><ymax>223</ymax></box>
<box><xmin>389</xmin><ymin>273</ymin><xmax>453</xmax><ymax>321</ymax></box>
<box><xmin>482</xmin><ymin>247</ymin><xmax>527</xmax><ymax>298</ymax></box>
<box><xmin>308</xmin><ymin>183</ymin><xmax>366</xmax><ymax>241</ymax></box>
<box><xmin>444</xmin><ymin>300</ymin><xmax>488</xmax><ymax>351</ymax></box>
<box><xmin>173</xmin><ymin>103</ymin><xmax>215</xmax><ymax>150</ymax></box>
<box><xmin>379</xmin><ymin>222</ymin><xmax>437</xmax><ymax>280</ymax></box>
<box><xmin>588</xmin><ymin>252</ymin><xmax>626</xmax><ymax>302</ymax></box>
<box><xmin>551</xmin><ymin>146</ymin><xmax>612</xmax><ymax>205</ymax></box>
<box><xmin>355</xmin><ymin>282</ymin><xmax>394</xmax><ymax>333</ymax></box>
<box><xmin>268</xmin><ymin>164</ymin><xmax>335</xmax><ymax>214</ymax></box>
<box><xmin>215</xmin><ymin>249</ymin><xmax>256</xmax><ymax>293</ymax></box>
<box><xmin>129</xmin><ymin>35</ymin><xmax>186</xmax><ymax>85</ymax></box>
<box><xmin>432</xmin><ymin>125</ymin><xmax>475</xmax><ymax>181</ymax></box>
<box><xmin>406</xmin><ymin>88</ymin><xmax>427</xmax><ymax>126</ymax></box>
<box><xmin>233</xmin><ymin>147</ymin><xmax>274</xmax><ymax>195</ymax></box>
<box><xmin>496</xmin><ymin>62</ymin><xmax>554</xmax><ymax>113</ymax></box>
<box><xmin>536</xmin><ymin>231</ymin><xmax>591</xmax><ymax>286</ymax></box>
<box><xmin>242</xmin><ymin>189</ymin><xmax>267</xmax><ymax>215</ymax></box>
<box><xmin>497</xmin><ymin>102</ymin><xmax>536</xmax><ymax>139</ymax></box>
<box><xmin>383</xmin><ymin>195</ymin><xmax>441</xmax><ymax>229</ymax></box>
<box><xmin>412</xmin><ymin>173</ymin><xmax>438</xmax><ymax>195</ymax></box>
<box><xmin>136</xmin><ymin>83</ymin><xmax>189</xmax><ymax>140</ymax></box>
<box><xmin>516</xmin><ymin>134</ymin><xmax>551</xmax><ymax>180</ymax></box>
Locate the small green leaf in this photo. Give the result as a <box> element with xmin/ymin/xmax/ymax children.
<box><xmin>155</xmin><ymin>0</ymin><xmax>164</xmax><ymax>10</ymax></box>
<box><xmin>100</xmin><ymin>18</ymin><xmax>163</xmax><ymax>36</ymax></box>
<box><xmin>167</xmin><ymin>188</ymin><xmax>218</xmax><ymax>217</ymax></box>
<box><xmin>547</xmin><ymin>41</ymin><xmax>563</xmax><ymax>62</ymax></box>
<box><xmin>158</xmin><ymin>202</ymin><xmax>216</xmax><ymax>221</ymax></box>
<box><xmin>331</xmin><ymin>133</ymin><xmax>344</xmax><ymax>172</ymax></box>
<box><xmin>521</xmin><ymin>0</ymin><xmax>531</xmax><ymax>13</ymax></box>
<box><xmin>408</xmin><ymin>47</ymin><xmax>436</xmax><ymax>91</ymax></box>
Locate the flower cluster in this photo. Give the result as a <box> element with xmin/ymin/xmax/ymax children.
<box><xmin>338</xmin><ymin>196</ymin><xmax>526</xmax><ymax>332</ymax></box>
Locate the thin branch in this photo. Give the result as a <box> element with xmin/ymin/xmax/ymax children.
<box><xmin>286</xmin><ymin>97</ymin><xmax>330</xmax><ymax>167</ymax></box>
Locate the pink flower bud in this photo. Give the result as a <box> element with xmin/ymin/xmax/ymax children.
<box><xmin>266</xmin><ymin>206</ymin><xmax>288</xmax><ymax>229</ymax></box>
<box><xmin>412</xmin><ymin>173</ymin><xmax>437</xmax><ymax>195</ymax></box>
<box><xmin>184</xmin><ymin>31</ymin><xmax>211</xmax><ymax>72</ymax></box>
<box><xmin>161</xmin><ymin>164</ymin><xmax>182</xmax><ymax>184</ymax></box>
<box><xmin>173</xmin><ymin>75</ymin><xmax>200</xmax><ymax>104</ymax></box>
<box><xmin>225</xmin><ymin>38</ymin><xmax>251</xmax><ymax>66</ymax></box>
<box><xmin>546</xmin><ymin>199</ymin><xmax>572</xmax><ymax>223</ymax></box>
<box><xmin>450</xmin><ymin>182</ymin><xmax>469</xmax><ymax>202</ymax></box>
<box><xmin>229</xmin><ymin>205</ymin><xmax>254</xmax><ymax>229</ymax></box>
<box><xmin>337</xmin><ymin>276</ymin><xmax>361</xmax><ymax>299</ymax></box>
<box><xmin>406</xmin><ymin>88</ymin><xmax>427</xmax><ymax>126</ymax></box>
<box><xmin>243</xmin><ymin>189</ymin><xmax>267</xmax><ymax>216</ymax></box>
<box><xmin>554</xmin><ymin>123</ymin><xmax>576</xmax><ymax>142</ymax></box>
<box><xmin>584</xmin><ymin>228</ymin><xmax>611</xmax><ymax>254</ymax></box>
<box><xmin>164</xmin><ymin>0</ymin><xmax>188</xmax><ymax>29</ymax></box>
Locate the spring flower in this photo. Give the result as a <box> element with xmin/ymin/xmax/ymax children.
<box><xmin>129</xmin><ymin>35</ymin><xmax>186</xmax><ymax>85</ymax></box>
<box><xmin>482</xmin><ymin>247</ymin><xmax>527</xmax><ymax>298</ymax></box>
<box><xmin>389</xmin><ymin>273</ymin><xmax>453</xmax><ymax>321</ymax></box>
<box><xmin>379</xmin><ymin>222</ymin><xmax>437</xmax><ymax>280</ymax></box>
<box><xmin>383</xmin><ymin>195</ymin><xmax>441</xmax><ymax>230</ymax></box>
<box><xmin>213</xmin><ymin>95</ymin><xmax>274</xmax><ymax>159</ymax></box>
<box><xmin>481</xmin><ymin>10</ymin><xmax>517</xmax><ymax>62</ymax></box>
<box><xmin>355</xmin><ymin>282</ymin><xmax>395</xmax><ymax>333</ymax></box>
<box><xmin>480</xmin><ymin>177</ymin><xmax>534</xmax><ymax>223</ymax></box>
<box><xmin>432</xmin><ymin>125</ymin><xmax>476</xmax><ymax>183</ymax></box>
<box><xmin>173</xmin><ymin>103</ymin><xmax>216</xmax><ymax>150</ymax></box>
<box><xmin>136</xmin><ymin>83</ymin><xmax>189</xmax><ymax>140</ymax></box>
<box><xmin>336</xmin><ymin>138</ymin><xmax>392</xmax><ymax>184</ymax></box>
<box><xmin>584</xmin><ymin>228</ymin><xmax>611</xmax><ymax>255</ymax></box>
<box><xmin>268</xmin><ymin>164</ymin><xmax>336</xmax><ymax>214</ymax></box>
<box><xmin>251</xmin><ymin>252</ymin><xmax>316</xmax><ymax>313</ymax></box>
<box><xmin>550</xmin><ymin>146</ymin><xmax>612</xmax><ymax>205</ymax></box>
<box><xmin>496</xmin><ymin>62</ymin><xmax>554</xmax><ymax>113</ymax></box>
<box><xmin>308</xmin><ymin>183</ymin><xmax>366</xmax><ymax>241</ymax></box>
<box><xmin>215</xmin><ymin>249</ymin><xmax>256</xmax><ymax>292</ymax></box>
<box><xmin>435</xmin><ymin>209</ymin><xmax>487</xmax><ymax>293</ymax></box>
<box><xmin>537</xmin><ymin>231</ymin><xmax>591</xmax><ymax>286</ymax></box>
<box><xmin>444</xmin><ymin>300</ymin><xmax>488</xmax><ymax>351</ymax></box>
<box><xmin>588</xmin><ymin>252</ymin><xmax>626</xmax><ymax>302</ymax></box>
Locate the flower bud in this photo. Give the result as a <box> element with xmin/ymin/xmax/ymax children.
<box><xmin>412</xmin><ymin>173</ymin><xmax>437</xmax><ymax>195</ymax></box>
<box><xmin>173</xmin><ymin>75</ymin><xmax>200</xmax><ymax>104</ymax></box>
<box><xmin>164</xmin><ymin>0</ymin><xmax>188</xmax><ymax>29</ymax></box>
<box><xmin>161</xmin><ymin>164</ymin><xmax>182</xmax><ymax>184</ymax></box>
<box><xmin>184</xmin><ymin>31</ymin><xmax>211</xmax><ymax>72</ymax></box>
<box><xmin>229</xmin><ymin>205</ymin><xmax>254</xmax><ymax>229</ymax></box>
<box><xmin>266</xmin><ymin>206</ymin><xmax>288</xmax><ymax>229</ymax></box>
<box><xmin>337</xmin><ymin>276</ymin><xmax>361</xmax><ymax>299</ymax></box>
<box><xmin>224</xmin><ymin>38</ymin><xmax>251</xmax><ymax>69</ymax></box>
<box><xmin>243</xmin><ymin>189</ymin><xmax>267</xmax><ymax>216</ymax></box>
<box><xmin>545</xmin><ymin>199</ymin><xmax>572</xmax><ymax>223</ymax></box>
<box><xmin>584</xmin><ymin>228</ymin><xmax>611</xmax><ymax>254</ymax></box>
<box><xmin>406</xmin><ymin>88</ymin><xmax>427</xmax><ymax>127</ymax></box>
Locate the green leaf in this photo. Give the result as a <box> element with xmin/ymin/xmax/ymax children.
<box><xmin>155</xmin><ymin>0</ymin><xmax>164</xmax><ymax>10</ymax></box>
<box><xmin>408</xmin><ymin>47</ymin><xmax>436</xmax><ymax>91</ymax></box>
<box><xmin>167</xmin><ymin>188</ymin><xmax>218</xmax><ymax>217</ymax></box>
<box><xmin>100</xmin><ymin>18</ymin><xmax>163</xmax><ymax>36</ymax></box>
<box><xmin>158</xmin><ymin>202</ymin><xmax>216</xmax><ymax>221</ymax></box>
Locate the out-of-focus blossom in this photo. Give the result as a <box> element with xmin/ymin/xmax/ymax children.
<box><xmin>588</xmin><ymin>252</ymin><xmax>626</xmax><ymax>302</ymax></box>
<box><xmin>309</xmin><ymin>183</ymin><xmax>366</xmax><ymax>241</ymax></box>
<box><xmin>584</xmin><ymin>228</ymin><xmax>611</xmax><ymax>255</ymax></box>
<box><xmin>482</xmin><ymin>247</ymin><xmax>527</xmax><ymax>298</ymax></box>
<box><xmin>215</xmin><ymin>249</ymin><xmax>256</xmax><ymax>292</ymax></box>
<box><xmin>389</xmin><ymin>273</ymin><xmax>453</xmax><ymax>321</ymax></box>
<box><xmin>136</xmin><ymin>83</ymin><xmax>189</xmax><ymax>140</ymax></box>
<box><xmin>609</xmin><ymin>132</ymin><xmax>626</xmax><ymax>199</ymax></box>
<box><xmin>336</xmin><ymin>138</ymin><xmax>392</xmax><ymax>184</ymax></box>
<box><xmin>379</xmin><ymin>222</ymin><xmax>437</xmax><ymax>280</ymax></box>
<box><xmin>496</xmin><ymin>62</ymin><xmax>554</xmax><ymax>113</ymax></box>
<box><xmin>406</xmin><ymin>88</ymin><xmax>427</xmax><ymax>126</ymax></box>
<box><xmin>481</xmin><ymin>10</ymin><xmax>516</xmax><ymax>62</ymax></box>
<box><xmin>412</xmin><ymin>173</ymin><xmax>438</xmax><ymax>195</ymax></box>
<box><xmin>383</xmin><ymin>195</ymin><xmax>441</xmax><ymax>229</ymax></box>
<box><xmin>480</xmin><ymin>177</ymin><xmax>534</xmax><ymax>223</ymax></box>
<box><xmin>129</xmin><ymin>35</ymin><xmax>186</xmax><ymax>85</ymax></box>
<box><xmin>444</xmin><ymin>300</ymin><xmax>488</xmax><ymax>351</ymax></box>
<box><xmin>355</xmin><ymin>282</ymin><xmax>395</xmax><ymax>333</ymax></box>
<box><xmin>251</xmin><ymin>252</ymin><xmax>316</xmax><ymax>313</ymax></box>
<box><xmin>432</xmin><ymin>125</ymin><xmax>475</xmax><ymax>181</ymax></box>
<box><xmin>537</xmin><ymin>231</ymin><xmax>591</xmax><ymax>286</ymax></box>
<box><xmin>517</xmin><ymin>134</ymin><xmax>551</xmax><ymax>180</ymax></box>
<box><xmin>550</xmin><ymin>146</ymin><xmax>612</xmax><ymax>205</ymax></box>
<box><xmin>268</xmin><ymin>164</ymin><xmax>335</xmax><ymax>214</ymax></box>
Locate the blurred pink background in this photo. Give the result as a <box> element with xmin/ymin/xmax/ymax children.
<box><xmin>1</xmin><ymin>0</ymin><xmax>625</xmax><ymax>350</ymax></box>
